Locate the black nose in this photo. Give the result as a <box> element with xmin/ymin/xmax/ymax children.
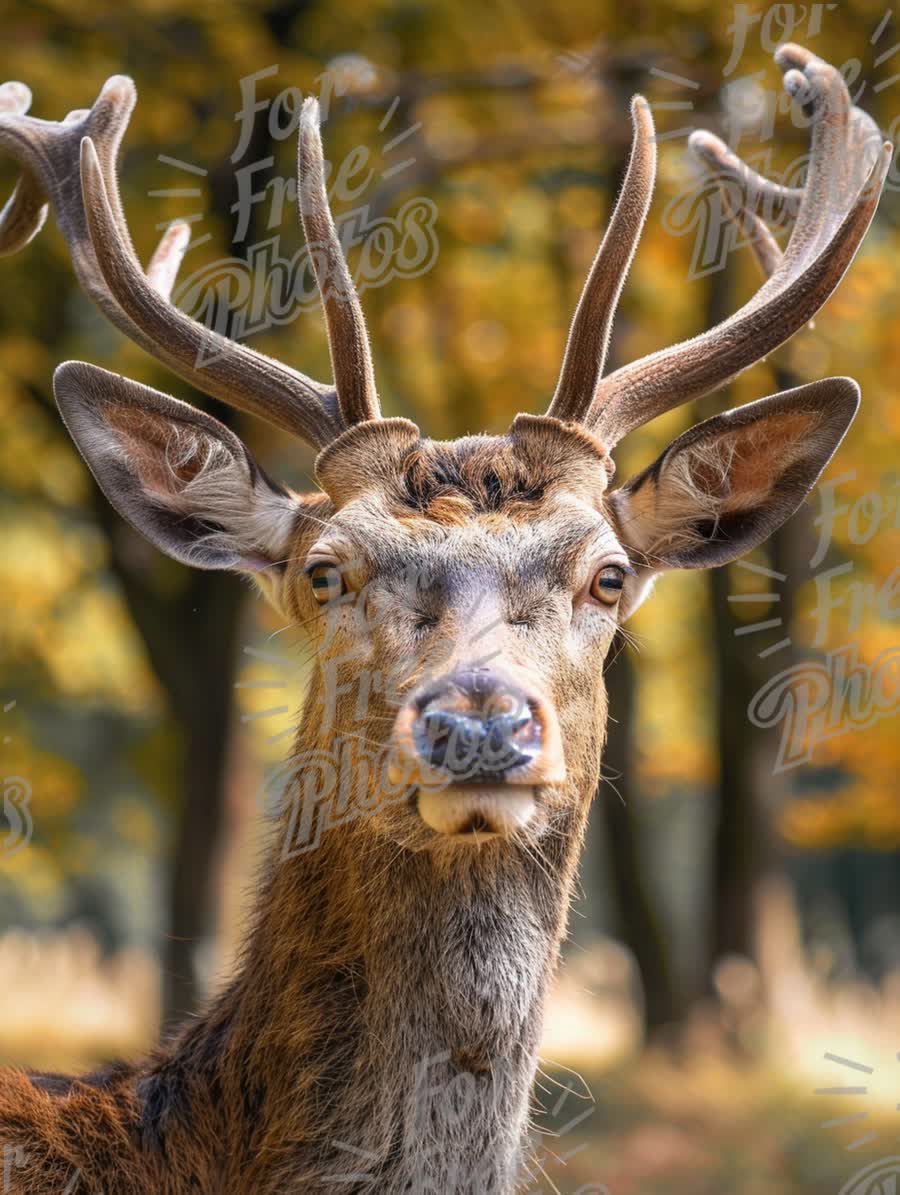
<box><xmin>412</xmin><ymin>670</ymin><xmax>541</xmax><ymax>781</ymax></box>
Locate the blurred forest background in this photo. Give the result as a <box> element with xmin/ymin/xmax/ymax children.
<box><xmin>1</xmin><ymin>1</ymin><xmax>899</xmax><ymax>1191</ymax></box>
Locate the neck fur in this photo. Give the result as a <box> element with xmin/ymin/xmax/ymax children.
<box><xmin>152</xmin><ymin>772</ymin><xmax>589</xmax><ymax>1193</ymax></box>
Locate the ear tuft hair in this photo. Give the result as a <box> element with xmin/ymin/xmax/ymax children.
<box><xmin>54</xmin><ymin>361</ymin><xmax>301</xmax><ymax>572</ymax></box>
<box><xmin>608</xmin><ymin>377</ymin><xmax>859</xmax><ymax>593</ymax></box>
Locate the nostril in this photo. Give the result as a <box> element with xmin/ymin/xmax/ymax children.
<box><xmin>486</xmin><ymin>711</ymin><xmax>532</xmax><ymax>744</ymax></box>
<box><xmin>482</xmin><ymin>714</ymin><xmax>538</xmax><ymax>772</ymax></box>
<box><xmin>484</xmin><ymin>717</ymin><xmax>513</xmax><ymax>757</ymax></box>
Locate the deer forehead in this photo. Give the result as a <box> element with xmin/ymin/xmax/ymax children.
<box><xmin>306</xmin><ymin>424</ymin><xmax>621</xmax><ymax>595</ymax></box>
<box><xmin>313</xmin><ymin>417</ymin><xmax>614</xmax><ymax>510</ymax></box>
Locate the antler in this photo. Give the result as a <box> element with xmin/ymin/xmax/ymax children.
<box><xmin>0</xmin><ymin>76</ymin><xmax>382</xmax><ymax>449</ymax></box>
<box><xmin>297</xmin><ymin>98</ymin><xmax>380</xmax><ymax>428</ymax></box>
<box><xmin>547</xmin><ymin>45</ymin><xmax>890</xmax><ymax>448</ymax></box>
<box><xmin>546</xmin><ymin>96</ymin><xmax>657</xmax><ymax>423</ymax></box>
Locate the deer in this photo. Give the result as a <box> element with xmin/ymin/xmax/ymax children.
<box><xmin>0</xmin><ymin>42</ymin><xmax>889</xmax><ymax>1194</ymax></box>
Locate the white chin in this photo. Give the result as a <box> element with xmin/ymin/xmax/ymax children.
<box><xmin>417</xmin><ymin>785</ymin><xmax>537</xmax><ymax>839</ymax></box>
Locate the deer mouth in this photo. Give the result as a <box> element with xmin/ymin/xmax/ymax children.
<box><xmin>415</xmin><ymin>784</ymin><xmax>537</xmax><ymax>839</ymax></box>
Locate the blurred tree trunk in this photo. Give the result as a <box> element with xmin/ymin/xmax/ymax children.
<box><xmin>707</xmin><ymin>557</ymin><xmax>764</xmax><ymax>964</ymax></box>
<box><xmin>161</xmin><ymin>578</ymin><xmax>245</xmax><ymax>1029</ymax></box>
<box><xmin>700</xmin><ymin>225</ymin><xmax>762</xmax><ymax>972</ymax></box>
<box><xmin>706</xmin><ymin>483</ymin><xmax>801</xmax><ymax>972</ymax></box>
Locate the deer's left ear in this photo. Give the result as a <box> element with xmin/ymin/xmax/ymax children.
<box><xmin>606</xmin><ymin>378</ymin><xmax>859</xmax><ymax>616</ymax></box>
<box><xmin>54</xmin><ymin>361</ymin><xmax>303</xmax><ymax>572</ymax></box>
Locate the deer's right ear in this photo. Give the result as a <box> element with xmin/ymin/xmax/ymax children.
<box><xmin>54</xmin><ymin>362</ymin><xmax>303</xmax><ymax>572</ymax></box>
<box><xmin>605</xmin><ymin>377</ymin><xmax>860</xmax><ymax>617</ymax></box>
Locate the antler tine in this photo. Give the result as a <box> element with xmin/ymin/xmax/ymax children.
<box><xmin>546</xmin><ymin>96</ymin><xmax>657</xmax><ymax>424</ymax></box>
<box><xmin>0</xmin><ymin>76</ymin><xmax>139</xmax><ymax>316</ymax></box>
<box><xmin>0</xmin><ymin>83</ymin><xmax>48</xmax><ymax>255</ymax></box>
<box><xmin>0</xmin><ymin>78</ymin><xmax>197</xmax><ymax>311</ymax></box>
<box><xmin>0</xmin><ymin>76</ymin><xmax>345</xmax><ymax>449</ymax></box>
<box><xmin>146</xmin><ymin>221</ymin><xmax>191</xmax><ymax>299</ymax></box>
<box><xmin>687</xmin><ymin>44</ymin><xmax>882</xmax><ymax>287</ymax></box>
<box><xmin>775</xmin><ymin>44</ymin><xmax>884</xmax><ymax>269</ymax></box>
<box><xmin>586</xmin><ymin>45</ymin><xmax>890</xmax><ymax>449</ymax></box>
<box><xmin>297</xmin><ymin>98</ymin><xmax>380</xmax><ymax>428</ymax></box>
<box><xmin>688</xmin><ymin>131</ymin><xmax>796</xmax><ymax>280</ymax></box>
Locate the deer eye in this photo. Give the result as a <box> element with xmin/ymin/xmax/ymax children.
<box><xmin>590</xmin><ymin>565</ymin><xmax>626</xmax><ymax>605</ymax></box>
<box><xmin>307</xmin><ymin>564</ymin><xmax>345</xmax><ymax>604</ymax></box>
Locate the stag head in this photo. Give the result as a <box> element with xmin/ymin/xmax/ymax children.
<box><xmin>0</xmin><ymin>45</ymin><xmax>888</xmax><ymax>850</ymax></box>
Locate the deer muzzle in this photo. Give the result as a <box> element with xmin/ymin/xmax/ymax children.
<box><xmin>390</xmin><ymin>666</ymin><xmax>565</xmax><ymax>838</ymax></box>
